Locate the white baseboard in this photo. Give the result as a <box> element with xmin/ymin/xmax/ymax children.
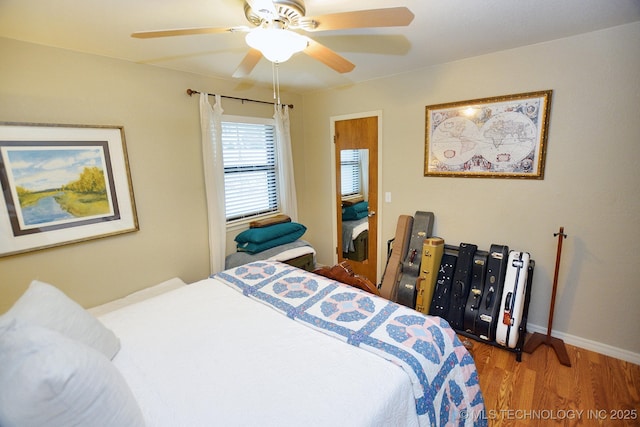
<box><xmin>527</xmin><ymin>323</ymin><xmax>640</xmax><ymax>365</ymax></box>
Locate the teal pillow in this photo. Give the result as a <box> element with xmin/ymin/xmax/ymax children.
<box><xmin>353</xmin><ymin>201</ymin><xmax>369</xmax><ymax>213</ymax></box>
<box><xmin>235</xmin><ymin>222</ymin><xmax>306</xmax><ymax>244</ymax></box>
<box><xmin>236</xmin><ymin>225</ymin><xmax>306</xmax><ymax>254</ymax></box>
<box><xmin>342</xmin><ymin>201</ymin><xmax>369</xmax><ymax>221</ymax></box>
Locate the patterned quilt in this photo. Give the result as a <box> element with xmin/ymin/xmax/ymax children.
<box><xmin>213</xmin><ymin>261</ymin><xmax>486</xmax><ymax>426</ymax></box>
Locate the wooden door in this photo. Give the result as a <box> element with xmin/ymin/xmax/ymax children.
<box><xmin>334</xmin><ymin>116</ymin><xmax>378</xmax><ymax>283</ymax></box>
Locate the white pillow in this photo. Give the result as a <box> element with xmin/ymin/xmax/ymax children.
<box><xmin>0</xmin><ymin>280</ymin><xmax>120</xmax><ymax>359</ymax></box>
<box><xmin>0</xmin><ymin>320</ymin><xmax>145</xmax><ymax>427</ymax></box>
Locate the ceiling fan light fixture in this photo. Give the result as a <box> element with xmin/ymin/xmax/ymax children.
<box><xmin>245</xmin><ymin>26</ymin><xmax>308</xmax><ymax>63</ymax></box>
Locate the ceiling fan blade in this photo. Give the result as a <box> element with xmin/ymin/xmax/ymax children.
<box><xmin>304</xmin><ymin>38</ymin><xmax>355</xmax><ymax>74</ymax></box>
<box><xmin>131</xmin><ymin>26</ymin><xmax>245</xmax><ymax>39</ymax></box>
<box><xmin>232</xmin><ymin>48</ymin><xmax>263</xmax><ymax>78</ymax></box>
<box><xmin>301</xmin><ymin>7</ymin><xmax>414</xmax><ymax>32</ymax></box>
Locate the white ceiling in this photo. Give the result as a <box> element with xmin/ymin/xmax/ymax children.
<box><xmin>2</xmin><ymin>0</ymin><xmax>639</xmax><ymax>94</ymax></box>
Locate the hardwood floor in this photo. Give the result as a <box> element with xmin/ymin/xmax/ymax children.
<box><xmin>461</xmin><ymin>336</ymin><xmax>640</xmax><ymax>426</ymax></box>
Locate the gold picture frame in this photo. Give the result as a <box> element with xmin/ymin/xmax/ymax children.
<box><xmin>424</xmin><ymin>90</ymin><xmax>552</xmax><ymax>178</ymax></box>
<box><xmin>0</xmin><ymin>122</ymin><xmax>138</xmax><ymax>257</ymax></box>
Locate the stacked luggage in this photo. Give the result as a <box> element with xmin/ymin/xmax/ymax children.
<box><xmin>380</xmin><ymin>213</ymin><xmax>535</xmax><ymax>358</ymax></box>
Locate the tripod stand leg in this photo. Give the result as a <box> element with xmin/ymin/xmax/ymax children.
<box><xmin>523</xmin><ymin>332</ymin><xmax>572</xmax><ymax>367</ymax></box>
<box><xmin>523</xmin><ymin>332</ymin><xmax>546</xmax><ymax>354</ymax></box>
<box><xmin>548</xmin><ymin>336</ymin><xmax>571</xmax><ymax>367</ymax></box>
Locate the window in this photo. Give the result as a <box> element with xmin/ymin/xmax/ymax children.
<box><xmin>221</xmin><ymin>116</ymin><xmax>279</xmax><ymax>222</ymax></box>
<box><xmin>340</xmin><ymin>149</ymin><xmax>362</xmax><ymax>196</ymax></box>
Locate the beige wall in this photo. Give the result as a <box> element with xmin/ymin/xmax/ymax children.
<box><xmin>0</xmin><ymin>37</ymin><xmax>303</xmax><ymax>311</ymax></box>
<box><xmin>1</xmin><ymin>21</ymin><xmax>639</xmax><ymax>361</ymax></box>
<box><xmin>299</xmin><ymin>22</ymin><xmax>640</xmax><ymax>359</ymax></box>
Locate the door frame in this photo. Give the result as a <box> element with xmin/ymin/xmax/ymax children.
<box><xmin>330</xmin><ymin>110</ymin><xmax>383</xmax><ymax>282</ymax></box>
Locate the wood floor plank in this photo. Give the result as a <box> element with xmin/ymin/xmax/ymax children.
<box><xmin>573</xmin><ymin>348</ymin><xmax>598</xmax><ymax>416</ymax></box>
<box><xmin>462</xmin><ymin>336</ymin><xmax>640</xmax><ymax>426</ymax></box>
<box><xmin>513</xmin><ymin>366</ymin><xmax>535</xmax><ymax>414</ymax></box>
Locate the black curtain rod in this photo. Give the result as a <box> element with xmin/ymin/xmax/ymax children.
<box><xmin>186</xmin><ymin>89</ymin><xmax>293</xmax><ymax>109</ymax></box>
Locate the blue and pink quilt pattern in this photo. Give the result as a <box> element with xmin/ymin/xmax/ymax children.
<box><xmin>213</xmin><ymin>261</ymin><xmax>486</xmax><ymax>426</ymax></box>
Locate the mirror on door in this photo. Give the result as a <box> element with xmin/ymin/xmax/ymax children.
<box><xmin>339</xmin><ymin>148</ymin><xmax>369</xmax><ymax>263</ymax></box>
<box><xmin>334</xmin><ymin>115</ymin><xmax>378</xmax><ymax>283</ymax></box>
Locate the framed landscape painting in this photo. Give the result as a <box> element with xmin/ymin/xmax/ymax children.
<box><xmin>424</xmin><ymin>90</ymin><xmax>552</xmax><ymax>178</ymax></box>
<box><xmin>0</xmin><ymin>122</ymin><xmax>138</xmax><ymax>257</ymax></box>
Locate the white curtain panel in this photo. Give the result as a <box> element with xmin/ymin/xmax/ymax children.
<box><xmin>273</xmin><ymin>105</ymin><xmax>298</xmax><ymax>221</ymax></box>
<box><xmin>199</xmin><ymin>93</ymin><xmax>226</xmax><ymax>273</ymax></box>
<box><xmin>360</xmin><ymin>149</ymin><xmax>369</xmax><ymax>202</ymax></box>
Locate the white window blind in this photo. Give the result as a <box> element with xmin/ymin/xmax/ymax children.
<box><xmin>340</xmin><ymin>149</ymin><xmax>361</xmax><ymax>196</ymax></box>
<box><xmin>222</xmin><ymin>118</ymin><xmax>279</xmax><ymax>221</ymax></box>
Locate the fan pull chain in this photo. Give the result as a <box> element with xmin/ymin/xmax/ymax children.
<box><xmin>271</xmin><ymin>61</ymin><xmax>281</xmax><ymax>106</ymax></box>
<box><xmin>276</xmin><ymin>63</ymin><xmax>281</xmax><ymax>106</ymax></box>
<box><xmin>271</xmin><ymin>61</ymin><xmax>276</xmax><ymax>102</ymax></box>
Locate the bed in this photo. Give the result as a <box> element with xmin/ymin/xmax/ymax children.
<box><xmin>227</xmin><ymin>217</ymin><xmax>316</xmax><ymax>271</ymax></box>
<box><xmin>225</xmin><ymin>239</ymin><xmax>316</xmax><ymax>271</ymax></box>
<box><xmin>342</xmin><ymin>217</ymin><xmax>369</xmax><ymax>261</ymax></box>
<box><xmin>0</xmin><ymin>261</ymin><xmax>486</xmax><ymax>427</ymax></box>
<box><xmin>342</xmin><ymin>200</ymin><xmax>370</xmax><ymax>262</ymax></box>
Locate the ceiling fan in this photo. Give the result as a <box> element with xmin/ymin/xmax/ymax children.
<box><xmin>131</xmin><ymin>0</ymin><xmax>414</xmax><ymax>78</ymax></box>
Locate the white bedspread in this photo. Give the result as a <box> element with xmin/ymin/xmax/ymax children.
<box><xmin>98</xmin><ymin>278</ymin><xmax>420</xmax><ymax>427</ymax></box>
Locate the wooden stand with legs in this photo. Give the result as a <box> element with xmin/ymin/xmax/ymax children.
<box><xmin>523</xmin><ymin>226</ymin><xmax>571</xmax><ymax>367</ymax></box>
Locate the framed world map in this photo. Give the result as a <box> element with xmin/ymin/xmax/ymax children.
<box><xmin>424</xmin><ymin>90</ymin><xmax>552</xmax><ymax>178</ymax></box>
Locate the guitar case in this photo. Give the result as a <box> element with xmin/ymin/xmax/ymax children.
<box><xmin>396</xmin><ymin>211</ymin><xmax>435</xmax><ymax>308</ymax></box>
<box><xmin>495</xmin><ymin>251</ymin><xmax>531</xmax><ymax>348</ymax></box>
<box><xmin>429</xmin><ymin>246</ymin><xmax>458</xmax><ymax>319</ymax></box>
<box><xmin>475</xmin><ymin>244</ymin><xmax>509</xmax><ymax>342</ymax></box>
<box><xmin>446</xmin><ymin>242</ymin><xmax>478</xmax><ymax>330</ymax></box>
<box><xmin>415</xmin><ymin>237</ymin><xmax>444</xmax><ymax>314</ymax></box>
<box><xmin>463</xmin><ymin>250</ymin><xmax>489</xmax><ymax>335</ymax></box>
<box><xmin>379</xmin><ymin>215</ymin><xmax>413</xmax><ymax>302</ymax></box>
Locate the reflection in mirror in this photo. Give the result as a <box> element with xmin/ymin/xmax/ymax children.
<box><xmin>340</xmin><ymin>149</ymin><xmax>369</xmax><ymax>263</ymax></box>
